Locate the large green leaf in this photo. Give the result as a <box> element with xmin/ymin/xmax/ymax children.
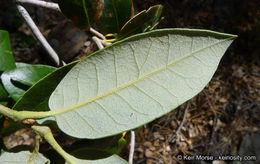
<box><xmin>49</xmin><ymin>29</ymin><xmax>236</xmax><ymax>139</ymax></box>
<box><xmin>97</xmin><ymin>0</ymin><xmax>134</xmax><ymax>34</ymax></box>
<box><xmin>0</xmin><ymin>30</ymin><xmax>16</xmax><ymax>72</ymax></box>
<box><xmin>1</xmin><ymin>64</ymin><xmax>55</xmax><ymax>101</ymax></box>
<box><xmin>0</xmin><ymin>151</ymin><xmax>50</xmax><ymax>164</ymax></box>
<box><xmin>67</xmin><ymin>155</ymin><xmax>128</xmax><ymax>164</ymax></box>
<box><xmin>13</xmin><ymin>61</ymin><xmax>78</xmax><ymax>111</ymax></box>
<box><xmin>58</xmin><ymin>0</ymin><xmax>104</xmax><ymax>29</ymax></box>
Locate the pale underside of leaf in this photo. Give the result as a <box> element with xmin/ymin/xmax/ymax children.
<box><xmin>0</xmin><ymin>151</ymin><xmax>50</xmax><ymax>164</ymax></box>
<box><xmin>66</xmin><ymin>155</ymin><xmax>128</xmax><ymax>164</ymax></box>
<box><xmin>49</xmin><ymin>29</ymin><xmax>236</xmax><ymax>139</ymax></box>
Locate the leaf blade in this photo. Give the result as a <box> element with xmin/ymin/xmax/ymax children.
<box><xmin>58</xmin><ymin>0</ymin><xmax>104</xmax><ymax>29</ymax></box>
<box><xmin>1</xmin><ymin>64</ymin><xmax>55</xmax><ymax>101</ymax></box>
<box><xmin>13</xmin><ymin>61</ymin><xmax>78</xmax><ymax>111</ymax></box>
<box><xmin>0</xmin><ymin>30</ymin><xmax>16</xmax><ymax>72</ymax></box>
<box><xmin>67</xmin><ymin>155</ymin><xmax>129</xmax><ymax>164</ymax></box>
<box><xmin>0</xmin><ymin>151</ymin><xmax>50</xmax><ymax>164</ymax></box>
<box><xmin>97</xmin><ymin>0</ymin><xmax>134</xmax><ymax>34</ymax></box>
<box><xmin>116</xmin><ymin>5</ymin><xmax>163</xmax><ymax>40</ymax></box>
<box><xmin>49</xmin><ymin>29</ymin><xmax>236</xmax><ymax>139</ymax></box>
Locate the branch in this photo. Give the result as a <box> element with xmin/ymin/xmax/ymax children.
<box><xmin>90</xmin><ymin>28</ymin><xmax>106</xmax><ymax>40</ymax></box>
<box><xmin>28</xmin><ymin>135</ymin><xmax>40</xmax><ymax>164</ymax></box>
<box><xmin>32</xmin><ymin>125</ymin><xmax>76</xmax><ymax>164</ymax></box>
<box><xmin>16</xmin><ymin>0</ymin><xmax>61</xmax><ymax>12</ymax></box>
<box><xmin>16</xmin><ymin>0</ymin><xmax>109</xmax><ymax>48</ymax></box>
<box><xmin>16</xmin><ymin>5</ymin><xmax>63</xmax><ymax>66</ymax></box>
<box><xmin>92</xmin><ymin>36</ymin><xmax>104</xmax><ymax>49</ymax></box>
<box><xmin>128</xmin><ymin>131</ymin><xmax>135</xmax><ymax>164</ymax></box>
<box><xmin>0</xmin><ymin>104</ymin><xmax>59</xmax><ymax>122</ymax></box>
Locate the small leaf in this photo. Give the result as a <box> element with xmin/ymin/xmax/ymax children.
<box><xmin>0</xmin><ymin>151</ymin><xmax>50</xmax><ymax>164</ymax></box>
<box><xmin>0</xmin><ymin>30</ymin><xmax>16</xmax><ymax>72</ymax></box>
<box><xmin>97</xmin><ymin>0</ymin><xmax>134</xmax><ymax>34</ymax></box>
<box><xmin>13</xmin><ymin>61</ymin><xmax>78</xmax><ymax>111</ymax></box>
<box><xmin>67</xmin><ymin>154</ymin><xmax>129</xmax><ymax>164</ymax></box>
<box><xmin>48</xmin><ymin>29</ymin><xmax>236</xmax><ymax>139</ymax></box>
<box><xmin>116</xmin><ymin>5</ymin><xmax>163</xmax><ymax>40</ymax></box>
<box><xmin>1</xmin><ymin>64</ymin><xmax>55</xmax><ymax>101</ymax></box>
<box><xmin>58</xmin><ymin>0</ymin><xmax>104</xmax><ymax>29</ymax></box>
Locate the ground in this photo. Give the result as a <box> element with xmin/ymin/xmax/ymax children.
<box><xmin>0</xmin><ymin>0</ymin><xmax>259</xmax><ymax>163</ymax></box>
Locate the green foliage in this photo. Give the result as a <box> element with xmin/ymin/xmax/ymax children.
<box><xmin>0</xmin><ymin>2</ymin><xmax>237</xmax><ymax>163</ymax></box>
<box><xmin>68</xmin><ymin>135</ymin><xmax>126</xmax><ymax>160</ymax></box>
<box><xmin>58</xmin><ymin>0</ymin><xmax>104</xmax><ymax>29</ymax></box>
<box><xmin>0</xmin><ymin>30</ymin><xmax>16</xmax><ymax>72</ymax></box>
<box><xmin>1</xmin><ymin>120</ymin><xmax>25</xmax><ymax>137</ymax></box>
<box><xmin>47</xmin><ymin>29</ymin><xmax>236</xmax><ymax>139</ymax></box>
<box><xmin>58</xmin><ymin>0</ymin><xmax>162</xmax><ymax>41</ymax></box>
<box><xmin>0</xmin><ymin>84</ymin><xmax>8</xmax><ymax>100</ymax></box>
<box><xmin>67</xmin><ymin>155</ymin><xmax>129</xmax><ymax>164</ymax></box>
<box><xmin>1</xmin><ymin>63</ymin><xmax>55</xmax><ymax>101</ymax></box>
<box><xmin>97</xmin><ymin>0</ymin><xmax>134</xmax><ymax>34</ymax></box>
<box><xmin>0</xmin><ymin>30</ymin><xmax>55</xmax><ymax>103</ymax></box>
<box><xmin>13</xmin><ymin>61</ymin><xmax>78</xmax><ymax>111</ymax></box>
<box><xmin>115</xmin><ymin>5</ymin><xmax>163</xmax><ymax>41</ymax></box>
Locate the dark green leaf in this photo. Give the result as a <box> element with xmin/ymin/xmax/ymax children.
<box><xmin>68</xmin><ymin>154</ymin><xmax>129</xmax><ymax>164</ymax></box>
<box><xmin>97</xmin><ymin>0</ymin><xmax>134</xmax><ymax>34</ymax></box>
<box><xmin>0</xmin><ymin>83</ymin><xmax>8</xmax><ymax>100</ymax></box>
<box><xmin>67</xmin><ymin>134</ymin><xmax>126</xmax><ymax>160</ymax></box>
<box><xmin>0</xmin><ymin>30</ymin><xmax>16</xmax><ymax>72</ymax></box>
<box><xmin>58</xmin><ymin>0</ymin><xmax>104</xmax><ymax>29</ymax></box>
<box><xmin>13</xmin><ymin>61</ymin><xmax>78</xmax><ymax>111</ymax></box>
<box><xmin>116</xmin><ymin>5</ymin><xmax>163</xmax><ymax>40</ymax></box>
<box><xmin>1</xmin><ymin>64</ymin><xmax>55</xmax><ymax>101</ymax></box>
<box><xmin>0</xmin><ymin>102</ymin><xmax>8</xmax><ymax>106</ymax></box>
<box><xmin>1</xmin><ymin>120</ymin><xmax>25</xmax><ymax>137</ymax></box>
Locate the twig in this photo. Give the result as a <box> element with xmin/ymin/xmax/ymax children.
<box><xmin>16</xmin><ymin>0</ymin><xmax>61</xmax><ymax>12</ymax></box>
<box><xmin>17</xmin><ymin>0</ymin><xmax>109</xmax><ymax>48</ymax></box>
<box><xmin>28</xmin><ymin>135</ymin><xmax>40</xmax><ymax>164</ymax></box>
<box><xmin>102</xmin><ymin>40</ymin><xmax>112</xmax><ymax>47</ymax></box>
<box><xmin>90</xmin><ymin>27</ymin><xmax>106</xmax><ymax>40</ymax></box>
<box><xmin>32</xmin><ymin>126</ymin><xmax>76</xmax><ymax>164</ymax></box>
<box><xmin>128</xmin><ymin>131</ymin><xmax>135</xmax><ymax>164</ymax></box>
<box><xmin>92</xmin><ymin>36</ymin><xmax>104</xmax><ymax>49</ymax></box>
<box><xmin>16</xmin><ymin>5</ymin><xmax>63</xmax><ymax>66</ymax></box>
<box><xmin>170</xmin><ymin>102</ymin><xmax>190</xmax><ymax>143</ymax></box>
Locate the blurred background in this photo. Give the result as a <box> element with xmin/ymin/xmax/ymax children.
<box><xmin>0</xmin><ymin>0</ymin><xmax>259</xmax><ymax>163</ymax></box>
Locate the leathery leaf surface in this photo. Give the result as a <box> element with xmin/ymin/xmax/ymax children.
<box><xmin>49</xmin><ymin>28</ymin><xmax>236</xmax><ymax>139</ymax></box>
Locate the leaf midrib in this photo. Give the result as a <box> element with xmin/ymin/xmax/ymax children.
<box><xmin>52</xmin><ymin>36</ymin><xmax>234</xmax><ymax>115</ymax></box>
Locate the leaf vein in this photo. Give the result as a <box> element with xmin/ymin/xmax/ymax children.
<box><xmin>133</xmin><ymin>84</ymin><xmax>164</xmax><ymax>109</ymax></box>
<box><xmin>52</xmin><ymin>37</ymin><xmax>233</xmax><ymax>116</ymax></box>
<box><xmin>115</xmin><ymin>93</ymin><xmax>149</xmax><ymax>115</ymax></box>
<box><xmin>140</xmin><ymin>38</ymin><xmax>153</xmax><ymax>73</ymax></box>
<box><xmin>95</xmin><ymin>101</ymin><xmax>126</xmax><ymax>125</ymax></box>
